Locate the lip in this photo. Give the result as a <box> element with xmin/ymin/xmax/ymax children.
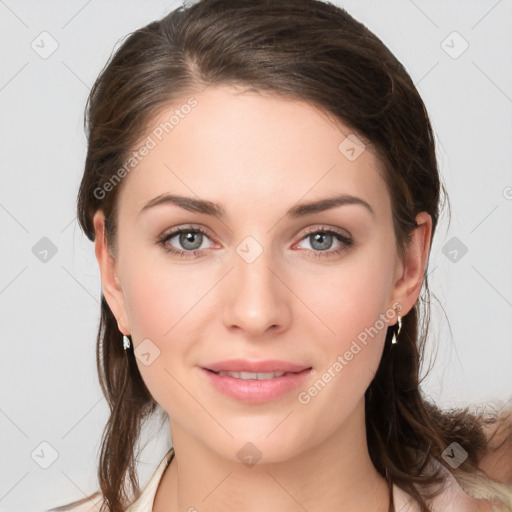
<box><xmin>200</xmin><ymin>366</ymin><xmax>313</xmax><ymax>404</ymax></box>
<box><xmin>203</xmin><ymin>359</ymin><xmax>311</xmax><ymax>373</ymax></box>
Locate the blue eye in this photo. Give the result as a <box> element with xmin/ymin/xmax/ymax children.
<box><xmin>157</xmin><ymin>226</ymin><xmax>213</xmax><ymax>258</ymax></box>
<box><xmin>295</xmin><ymin>227</ymin><xmax>354</xmax><ymax>258</ymax></box>
<box><xmin>157</xmin><ymin>225</ymin><xmax>354</xmax><ymax>259</ymax></box>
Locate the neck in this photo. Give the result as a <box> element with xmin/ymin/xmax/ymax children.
<box><xmin>154</xmin><ymin>399</ymin><xmax>391</xmax><ymax>512</ymax></box>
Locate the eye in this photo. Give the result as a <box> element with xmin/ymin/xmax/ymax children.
<box><xmin>294</xmin><ymin>226</ymin><xmax>354</xmax><ymax>258</ymax></box>
<box><xmin>157</xmin><ymin>224</ymin><xmax>354</xmax><ymax>259</ymax></box>
<box><xmin>157</xmin><ymin>225</ymin><xmax>215</xmax><ymax>258</ymax></box>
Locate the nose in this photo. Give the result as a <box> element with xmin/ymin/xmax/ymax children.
<box><xmin>221</xmin><ymin>242</ymin><xmax>291</xmax><ymax>338</ymax></box>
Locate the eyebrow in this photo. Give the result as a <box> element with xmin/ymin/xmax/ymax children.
<box><xmin>138</xmin><ymin>193</ymin><xmax>374</xmax><ymax>219</ymax></box>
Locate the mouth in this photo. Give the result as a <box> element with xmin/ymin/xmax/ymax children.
<box><xmin>200</xmin><ymin>366</ymin><xmax>313</xmax><ymax>404</ymax></box>
<box><xmin>204</xmin><ymin>368</ymin><xmax>309</xmax><ymax>380</ymax></box>
<box><xmin>202</xmin><ymin>358</ymin><xmax>311</xmax><ymax>374</ymax></box>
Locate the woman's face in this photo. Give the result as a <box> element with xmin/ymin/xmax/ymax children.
<box><xmin>94</xmin><ymin>85</ymin><xmax>430</xmax><ymax>463</ymax></box>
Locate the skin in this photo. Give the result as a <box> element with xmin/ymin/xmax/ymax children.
<box><xmin>93</xmin><ymin>85</ymin><xmax>432</xmax><ymax>512</ymax></box>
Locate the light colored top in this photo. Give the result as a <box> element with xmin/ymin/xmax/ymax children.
<box><xmin>125</xmin><ymin>447</ymin><xmax>175</xmax><ymax>511</ymax></box>
<box><xmin>65</xmin><ymin>447</ymin><xmax>507</xmax><ymax>512</ymax></box>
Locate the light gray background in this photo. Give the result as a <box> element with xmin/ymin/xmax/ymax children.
<box><xmin>0</xmin><ymin>1</ymin><xmax>511</xmax><ymax>510</ymax></box>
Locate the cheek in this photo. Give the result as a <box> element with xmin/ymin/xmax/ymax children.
<box><xmin>297</xmin><ymin>246</ymin><xmax>394</xmax><ymax>404</ymax></box>
<box><xmin>297</xmin><ymin>287</ymin><xmax>391</xmax><ymax>436</ymax></box>
<box><xmin>122</xmin><ymin>258</ymin><xmax>205</xmax><ymax>340</ymax></box>
<box><xmin>119</xmin><ymin>258</ymin><xmax>214</xmax><ymax>408</ymax></box>
<box><xmin>304</xmin><ymin>251</ymin><xmax>394</xmax><ymax>346</ymax></box>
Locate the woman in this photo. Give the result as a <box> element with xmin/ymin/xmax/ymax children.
<box><xmin>49</xmin><ymin>0</ymin><xmax>512</xmax><ymax>511</ymax></box>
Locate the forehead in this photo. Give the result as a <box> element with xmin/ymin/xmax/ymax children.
<box><xmin>117</xmin><ymin>85</ymin><xmax>390</xmax><ymax>220</ymax></box>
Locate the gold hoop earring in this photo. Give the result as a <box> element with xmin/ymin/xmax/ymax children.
<box><xmin>391</xmin><ymin>315</ymin><xmax>402</xmax><ymax>345</ymax></box>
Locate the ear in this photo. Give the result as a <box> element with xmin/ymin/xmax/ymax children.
<box><xmin>92</xmin><ymin>210</ymin><xmax>131</xmax><ymax>335</ymax></box>
<box><xmin>390</xmin><ymin>211</ymin><xmax>432</xmax><ymax>316</ymax></box>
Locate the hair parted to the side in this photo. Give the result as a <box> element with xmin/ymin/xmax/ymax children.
<box><xmin>49</xmin><ymin>1</ymin><xmax>512</xmax><ymax>511</ymax></box>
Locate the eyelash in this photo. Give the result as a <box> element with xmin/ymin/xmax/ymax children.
<box><xmin>156</xmin><ymin>225</ymin><xmax>354</xmax><ymax>259</ymax></box>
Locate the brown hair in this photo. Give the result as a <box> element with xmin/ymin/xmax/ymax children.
<box><xmin>49</xmin><ymin>1</ymin><xmax>512</xmax><ymax>511</ymax></box>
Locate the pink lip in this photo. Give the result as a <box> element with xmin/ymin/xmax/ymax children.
<box><xmin>203</xmin><ymin>359</ymin><xmax>311</xmax><ymax>373</ymax></box>
<box><xmin>200</xmin><ymin>366</ymin><xmax>313</xmax><ymax>404</ymax></box>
